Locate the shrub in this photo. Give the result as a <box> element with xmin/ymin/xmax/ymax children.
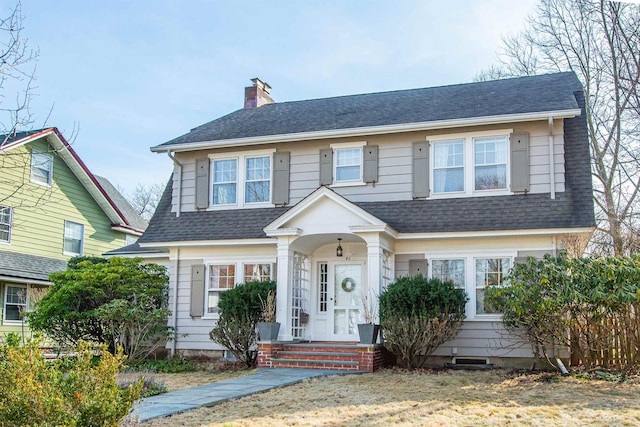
<box><xmin>0</xmin><ymin>338</ymin><xmax>142</xmax><ymax>427</ymax></box>
<box><xmin>209</xmin><ymin>280</ymin><xmax>276</xmax><ymax>367</ymax></box>
<box><xmin>127</xmin><ymin>356</ymin><xmax>198</xmax><ymax>373</ymax></box>
<box><xmin>27</xmin><ymin>257</ymin><xmax>171</xmax><ymax>360</ymax></box>
<box><xmin>380</xmin><ymin>276</ymin><xmax>467</xmax><ymax>369</ymax></box>
<box><xmin>486</xmin><ymin>254</ymin><xmax>640</xmax><ymax>374</ymax></box>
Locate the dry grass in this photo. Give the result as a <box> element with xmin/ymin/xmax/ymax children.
<box><xmin>141</xmin><ymin>369</ymin><xmax>640</xmax><ymax>427</ymax></box>
<box><xmin>118</xmin><ymin>369</ymin><xmax>253</xmax><ymax>392</ymax></box>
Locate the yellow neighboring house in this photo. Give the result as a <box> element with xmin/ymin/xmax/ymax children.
<box><xmin>0</xmin><ymin>128</ymin><xmax>147</xmax><ymax>337</ymax></box>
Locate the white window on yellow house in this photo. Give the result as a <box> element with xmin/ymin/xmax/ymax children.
<box><xmin>30</xmin><ymin>151</ymin><xmax>53</xmax><ymax>186</ymax></box>
<box><xmin>3</xmin><ymin>284</ymin><xmax>27</xmax><ymax>323</ymax></box>
<box><xmin>63</xmin><ymin>221</ymin><xmax>84</xmax><ymax>256</ymax></box>
<box><xmin>0</xmin><ymin>206</ymin><xmax>12</xmax><ymax>243</ymax></box>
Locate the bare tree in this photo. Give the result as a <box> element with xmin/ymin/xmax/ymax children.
<box><xmin>127</xmin><ymin>183</ymin><xmax>164</xmax><ymax>221</ymax></box>
<box><xmin>477</xmin><ymin>0</ymin><xmax>640</xmax><ymax>256</ymax></box>
<box><xmin>0</xmin><ymin>0</ymin><xmax>37</xmax><ymax>139</ymax></box>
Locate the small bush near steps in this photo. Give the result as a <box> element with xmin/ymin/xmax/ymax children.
<box><xmin>0</xmin><ymin>335</ymin><xmax>142</xmax><ymax>427</ymax></box>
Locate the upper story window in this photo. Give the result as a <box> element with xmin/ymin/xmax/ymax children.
<box><xmin>474</xmin><ymin>136</ymin><xmax>507</xmax><ymax>190</ymax></box>
<box><xmin>0</xmin><ymin>206</ymin><xmax>12</xmax><ymax>243</ymax></box>
<box><xmin>433</xmin><ymin>140</ymin><xmax>464</xmax><ymax>193</ymax></box>
<box><xmin>213</xmin><ymin>159</ymin><xmax>237</xmax><ymax>205</ymax></box>
<box><xmin>335</xmin><ymin>147</ymin><xmax>362</xmax><ymax>183</ymax></box>
<box><xmin>63</xmin><ymin>220</ymin><xmax>84</xmax><ymax>256</ymax></box>
<box><xmin>245</xmin><ymin>156</ymin><xmax>271</xmax><ymax>203</ymax></box>
<box><xmin>208</xmin><ymin>151</ymin><xmax>273</xmax><ymax>208</ymax></box>
<box><xmin>430</xmin><ymin>131</ymin><xmax>511</xmax><ymax>197</ymax></box>
<box><xmin>3</xmin><ymin>284</ymin><xmax>27</xmax><ymax>323</ymax></box>
<box><xmin>30</xmin><ymin>151</ymin><xmax>53</xmax><ymax>186</ymax></box>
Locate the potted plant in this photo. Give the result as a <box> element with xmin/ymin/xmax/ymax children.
<box><xmin>358</xmin><ymin>292</ymin><xmax>380</xmax><ymax>344</ymax></box>
<box><xmin>257</xmin><ymin>290</ymin><xmax>280</xmax><ymax>341</ymax></box>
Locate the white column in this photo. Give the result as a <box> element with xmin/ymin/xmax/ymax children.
<box><xmin>275</xmin><ymin>236</ymin><xmax>294</xmax><ymax>341</ymax></box>
<box><xmin>363</xmin><ymin>233</ymin><xmax>383</xmax><ymax>324</ymax></box>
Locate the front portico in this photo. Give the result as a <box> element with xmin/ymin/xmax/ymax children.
<box><xmin>264</xmin><ymin>187</ymin><xmax>397</xmax><ymax>342</ymax></box>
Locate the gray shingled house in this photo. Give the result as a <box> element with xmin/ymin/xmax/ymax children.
<box><xmin>134</xmin><ymin>73</ymin><xmax>595</xmax><ymax>369</ymax></box>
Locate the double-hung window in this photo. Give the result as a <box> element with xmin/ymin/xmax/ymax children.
<box><xmin>245</xmin><ymin>156</ymin><xmax>270</xmax><ymax>203</ymax></box>
<box><xmin>334</xmin><ymin>147</ymin><xmax>362</xmax><ymax>183</ymax></box>
<box><xmin>433</xmin><ymin>140</ymin><xmax>465</xmax><ymax>194</ymax></box>
<box><xmin>429</xmin><ymin>254</ymin><xmax>513</xmax><ymax>319</ymax></box>
<box><xmin>213</xmin><ymin>159</ymin><xmax>237</xmax><ymax>205</ymax></box>
<box><xmin>431</xmin><ymin>259</ymin><xmax>466</xmax><ymax>289</ymax></box>
<box><xmin>209</xmin><ymin>152</ymin><xmax>272</xmax><ymax>208</ymax></box>
<box><xmin>430</xmin><ymin>132</ymin><xmax>510</xmax><ymax>197</ymax></box>
<box><xmin>31</xmin><ymin>151</ymin><xmax>53</xmax><ymax>186</ymax></box>
<box><xmin>3</xmin><ymin>285</ymin><xmax>27</xmax><ymax>322</ymax></box>
<box><xmin>474</xmin><ymin>136</ymin><xmax>507</xmax><ymax>190</ymax></box>
<box><xmin>244</xmin><ymin>263</ymin><xmax>272</xmax><ymax>282</ymax></box>
<box><xmin>63</xmin><ymin>221</ymin><xmax>84</xmax><ymax>256</ymax></box>
<box><xmin>475</xmin><ymin>257</ymin><xmax>510</xmax><ymax>315</ymax></box>
<box><xmin>207</xmin><ymin>264</ymin><xmax>235</xmax><ymax>315</ymax></box>
<box><xmin>0</xmin><ymin>206</ymin><xmax>12</xmax><ymax>243</ymax></box>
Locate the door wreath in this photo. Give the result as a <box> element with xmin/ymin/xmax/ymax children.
<box><xmin>341</xmin><ymin>277</ymin><xmax>356</xmax><ymax>292</ymax></box>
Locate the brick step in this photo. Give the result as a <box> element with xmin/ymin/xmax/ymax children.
<box><xmin>271</xmin><ymin>358</ymin><xmax>359</xmax><ymax>370</ymax></box>
<box><xmin>281</xmin><ymin>343</ymin><xmax>360</xmax><ymax>353</ymax></box>
<box><xmin>277</xmin><ymin>351</ymin><xmax>359</xmax><ymax>359</ymax></box>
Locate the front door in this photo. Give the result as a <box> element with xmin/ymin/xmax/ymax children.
<box><xmin>331</xmin><ymin>263</ymin><xmax>363</xmax><ymax>340</ymax></box>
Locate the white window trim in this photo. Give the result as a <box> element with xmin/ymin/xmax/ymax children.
<box><xmin>0</xmin><ymin>206</ymin><xmax>12</xmax><ymax>244</ymax></box>
<box><xmin>63</xmin><ymin>220</ymin><xmax>84</xmax><ymax>256</ymax></box>
<box><xmin>208</xmin><ymin>149</ymin><xmax>275</xmax><ymax>210</ymax></box>
<box><xmin>3</xmin><ymin>284</ymin><xmax>27</xmax><ymax>324</ymax></box>
<box><xmin>330</xmin><ymin>141</ymin><xmax>367</xmax><ymax>187</ymax></box>
<box><xmin>204</xmin><ymin>263</ymin><xmax>237</xmax><ymax>319</ymax></box>
<box><xmin>202</xmin><ymin>258</ymin><xmax>276</xmax><ymax>319</ymax></box>
<box><xmin>427</xmin><ymin>250</ymin><xmax>515</xmax><ymax>320</ymax></box>
<box><xmin>30</xmin><ymin>151</ymin><xmax>54</xmax><ymax>187</ymax></box>
<box><xmin>211</xmin><ymin>157</ymin><xmax>239</xmax><ymax>207</ymax></box>
<box><xmin>244</xmin><ymin>155</ymin><xmax>272</xmax><ymax>205</ymax></box>
<box><xmin>429</xmin><ymin>129</ymin><xmax>512</xmax><ymax>199</ymax></box>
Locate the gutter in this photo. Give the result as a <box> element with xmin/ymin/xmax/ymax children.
<box><xmin>151</xmin><ymin>109</ymin><xmax>582</xmax><ymax>153</ymax></box>
<box><xmin>548</xmin><ymin>116</ymin><xmax>556</xmax><ymax>200</ymax></box>
<box><xmin>166</xmin><ymin>151</ymin><xmax>182</xmax><ymax>217</ymax></box>
<box><xmin>170</xmin><ymin>247</ymin><xmax>180</xmax><ymax>357</ymax></box>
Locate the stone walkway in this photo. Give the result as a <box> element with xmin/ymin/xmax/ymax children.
<box><xmin>131</xmin><ymin>368</ymin><xmax>351</xmax><ymax>422</ymax></box>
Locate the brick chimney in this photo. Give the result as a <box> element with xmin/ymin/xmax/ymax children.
<box><xmin>244</xmin><ymin>77</ymin><xmax>274</xmax><ymax>109</ymax></box>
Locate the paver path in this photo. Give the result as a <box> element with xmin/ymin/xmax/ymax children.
<box><xmin>131</xmin><ymin>368</ymin><xmax>350</xmax><ymax>422</ymax></box>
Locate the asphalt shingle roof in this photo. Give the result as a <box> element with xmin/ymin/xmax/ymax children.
<box><xmin>138</xmin><ymin>72</ymin><xmax>595</xmax><ymax>244</ymax></box>
<box><xmin>94</xmin><ymin>175</ymin><xmax>148</xmax><ymax>231</ymax></box>
<box><xmin>157</xmin><ymin>72</ymin><xmax>581</xmax><ymax>148</ymax></box>
<box><xmin>0</xmin><ymin>251</ymin><xmax>67</xmax><ymax>282</ymax></box>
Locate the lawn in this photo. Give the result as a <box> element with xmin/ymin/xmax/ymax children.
<box><xmin>140</xmin><ymin>369</ymin><xmax>640</xmax><ymax>426</ymax></box>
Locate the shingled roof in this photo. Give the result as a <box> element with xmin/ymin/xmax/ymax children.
<box><xmin>138</xmin><ymin>72</ymin><xmax>595</xmax><ymax>245</ymax></box>
<box><xmin>0</xmin><ymin>250</ymin><xmax>67</xmax><ymax>282</ymax></box>
<box><xmin>154</xmin><ymin>72</ymin><xmax>582</xmax><ymax>150</ymax></box>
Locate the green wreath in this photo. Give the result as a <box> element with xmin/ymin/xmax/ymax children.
<box><xmin>341</xmin><ymin>277</ymin><xmax>356</xmax><ymax>292</ymax></box>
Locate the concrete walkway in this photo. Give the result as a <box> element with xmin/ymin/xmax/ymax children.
<box><xmin>131</xmin><ymin>368</ymin><xmax>350</xmax><ymax>422</ymax></box>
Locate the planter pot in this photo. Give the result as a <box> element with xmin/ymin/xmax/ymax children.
<box><xmin>358</xmin><ymin>323</ymin><xmax>380</xmax><ymax>344</ymax></box>
<box><xmin>257</xmin><ymin>322</ymin><xmax>281</xmax><ymax>341</ymax></box>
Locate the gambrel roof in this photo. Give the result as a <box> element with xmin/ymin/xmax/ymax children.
<box><xmin>138</xmin><ymin>72</ymin><xmax>595</xmax><ymax>246</ymax></box>
<box><xmin>153</xmin><ymin>72</ymin><xmax>582</xmax><ymax>152</ymax></box>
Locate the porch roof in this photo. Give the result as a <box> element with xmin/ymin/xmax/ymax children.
<box><xmin>0</xmin><ymin>250</ymin><xmax>67</xmax><ymax>283</ymax></box>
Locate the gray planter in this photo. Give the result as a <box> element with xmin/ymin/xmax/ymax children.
<box><xmin>358</xmin><ymin>323</ymin><xmax>380</xmax><ymax>344</ymax></box>
<box><xmin>257</xmin><ymin>322</ymin><xmax>281</xmax><ymax>341</ymax></box>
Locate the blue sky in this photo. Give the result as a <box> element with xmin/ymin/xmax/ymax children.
<box><xmin>18</xmin><ymin>0</ymin><xmax>538</xmax><ymax>194</ymax></box>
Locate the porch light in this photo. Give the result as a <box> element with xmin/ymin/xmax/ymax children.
<box><xmin>336</xmin><ymin>238</ymin><xmax>343</xmax><ymax>257</ymax></box>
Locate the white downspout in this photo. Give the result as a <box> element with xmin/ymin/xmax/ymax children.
<box><xmin>548</xmin><ymin>116</ymin><xmax>556</xmax><ymax>200</ymax></box>
<box><xmin>170</xmin><ymin>247</ymin><xmax>180</xmax><ymax>357</ymax></box>
<box><xmin>166</xmin><ymin>151</ymin><xmax>183</xmax><ymax>217</ymax></box>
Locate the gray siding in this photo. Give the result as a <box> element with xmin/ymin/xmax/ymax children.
<box><xmin>173</xmin><ymin>121</ymin><xmax>567</xmax><ymax>214</ymax></box>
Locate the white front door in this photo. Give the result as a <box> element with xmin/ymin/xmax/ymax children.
<box><xmin>330</xmin><ymin>263</ymin><xmax>363</xmax><ymax>340</ymax></box>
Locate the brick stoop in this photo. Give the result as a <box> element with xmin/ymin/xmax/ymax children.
<box><xmin>258</xmin><ymin>342</ymin><xmax>394</xmax><ymax>372</ymax></box>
